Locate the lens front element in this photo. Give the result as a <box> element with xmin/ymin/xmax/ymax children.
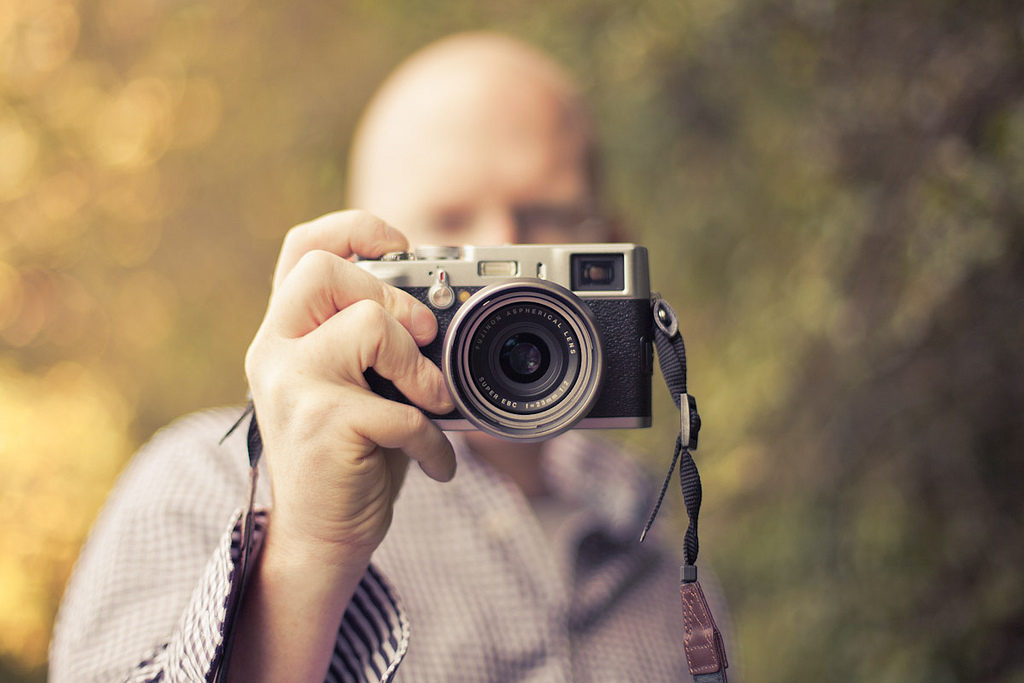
<box><xmin>501</xmin><ymin>333</ymin><xmax>546</xmax><ymax>380</ymax></box>
<box><xmin>444</xmin><ymin>280</ymin><xmax>603</xmax><ymax>441</ymax></box>
<box><xmin>469</xmin><ymin>305</ymin><xmax>579</xmax><ymax>415</ymax></box>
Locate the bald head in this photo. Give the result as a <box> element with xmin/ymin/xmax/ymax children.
<box><xmin>347</xmin><ymin>32</ymin><xmax>604</xmax><ymax>246</ymax></box>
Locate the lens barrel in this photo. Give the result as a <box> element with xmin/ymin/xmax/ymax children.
<box><xmin>443</xmin><ymin>280</ymin><xmax>603</xmax><ymax>441</ymax></box>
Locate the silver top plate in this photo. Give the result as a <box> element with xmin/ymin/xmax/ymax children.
<box><xmin>357</xmin><ymin>243</ymin><xmax>650</xmax><ymax>299</ymax></box>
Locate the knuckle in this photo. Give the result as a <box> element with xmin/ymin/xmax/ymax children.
<box><xmin>380</xmin><ymin>280</ymin><xmax>420</xmax><ymax>320</ymax></box>
<box><xmin>282</xmin><ymin>222</ymin><xmax>314</xmax><ymax>251</ymax></box>
<box><xmin>378</xmin><ymin>281</ymin><xmax>403</xmax><ymax>311</ymax></box>
<box><xmin>244</xmin><ymin>340</ymin><xmax>260</xmax><ymax>379</ymax></box>
<box><xmin>417</xmin><ymin>354</ymin><xmax>442</xmax><ymax>381</ymax></box>
<box><xmin>401</xmin><ymin>406</ymin><xmax>428</xmax><ymax>434</ymax></box>
<box><xmin>348</xmin><ymin>298</ymin><xmax>388</xmax><ymax>327</ymax></box>
<box><xmin>246</xmin><ymin>353</ymin><xmax>284</xmax><ymax>405</ymax></box>
<box><xmin>288</xmin><ymin>249</ymin><xmax>341</xmax><ymax>290</ymax></box>
<box><xmin>294</xmin><ymin>248</ymin><xmax>335</xmax><ymax>274</ymax></box>
<box><xmin>244</xmin><ymin>328</ymin><xmax>275</xmax><ymax>382</ymax></box>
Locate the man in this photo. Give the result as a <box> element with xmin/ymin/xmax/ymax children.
<box><xmin>51</xmin><ymin>32</ymin><xmax>725</xmax><ymax>682</ymax></box>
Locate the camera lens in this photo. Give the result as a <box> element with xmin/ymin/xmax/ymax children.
<box><xmin>468</xmin><ymin>308</ymin><xmax>576</xmax><ymax>414</ymax></box>
<box><xmin>500</xmin><ymin>333</ymin><xmax>548</xmax><ymax>381</ymax></box>
<box><xmin>443</xmin><ymin>280</ymin><xmax>604</xmax><ymax>441</ymax></box>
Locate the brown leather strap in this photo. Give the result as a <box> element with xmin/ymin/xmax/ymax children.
<box><xmin>680</xmin><ymin>580</ymin><xmax>729</xmax><ymax>680</ymax></box>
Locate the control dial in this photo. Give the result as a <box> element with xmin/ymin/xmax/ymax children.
<box><xmin>414</xmin><ymin>245</ymin><xmax>462</xmax><ymax>260</ymax></box>
<box><xmin>380</xmin><ymin>251</ymin><xmax>416</xmax><ymax>261</ymax></box>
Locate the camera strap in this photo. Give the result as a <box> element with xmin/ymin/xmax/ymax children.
<box><xmin>214</xmin><ymin>400</ymin><xmax>262</xmax><ymax>683</ymax></box>
<box><xmin>642</xmin><ymin>296</ymin><xmax>729</xmax><ymax>683</ymax></box>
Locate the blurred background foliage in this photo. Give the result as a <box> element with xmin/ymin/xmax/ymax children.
<box><xmin>1</xmin><ymin>0</ymin><xmax>1022</xmax><ymax>680</ymax></box>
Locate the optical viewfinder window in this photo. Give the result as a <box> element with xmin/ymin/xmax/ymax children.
<box><xmin>571</xmin><ymin>254</ymin><xmax>625</xmax><ymax>291</ymax></box>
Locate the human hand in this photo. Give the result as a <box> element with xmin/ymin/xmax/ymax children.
<box><xmin>244</xmin><ymin>210</ymin><xmax>456</xmax><ymax>567</ymax></box>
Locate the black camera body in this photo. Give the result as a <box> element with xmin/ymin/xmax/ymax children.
<box><xmin>357</xmin><ymin>244</ymin><xmax>653</xmax><ymax>441</ymax></box>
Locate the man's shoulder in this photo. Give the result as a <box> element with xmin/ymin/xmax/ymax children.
<box><xmin>112</xmin><ymin>405</ymin><xmax>254</xmax><ymax>510</ymax></box>
<box><xmin>144</xmin><ymin>405</ymin><xmax>250</xmax><ymax>451</ymax></box>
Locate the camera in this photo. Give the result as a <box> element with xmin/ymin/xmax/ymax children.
<box><xmin>356</xmin><ymin>244</ymin><xmax>654</xmax><ymax>441</ymax></box>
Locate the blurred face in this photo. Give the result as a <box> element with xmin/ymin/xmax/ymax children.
<box><xmin>348</xmin><ymin>39</ymin><xmax>610</xmax><ymax>459</ymax></box>
<box><xmin>350</xmin><ymin>49</ymin><xmax>607</xmax><ymax>247</ymax></box>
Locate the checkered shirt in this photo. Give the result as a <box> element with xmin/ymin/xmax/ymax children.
<box><xmin>50</xmin><ymin>407</ymin><xmax>725</xmax><ymax>682</ymax></box>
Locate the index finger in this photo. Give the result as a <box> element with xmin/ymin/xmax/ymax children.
<box><xmin>273</xmin><ymin>210</ymin><xmax>409</xmax><ymax>292</ymax></box>
<box><xmin>269</xmin><ymin>250</ymin><xmax>437</xmax><ymax>344</ymax></box>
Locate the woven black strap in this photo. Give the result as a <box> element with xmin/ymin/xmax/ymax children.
<box><xmin>640</xmin><ymin>296</ymin><xmax>728</xmax><ymax>682</ymax></box>
<box><xmin>639</xmin><ymin>297</ymin><xmax>702</xmax><ymax>569</ymax></box>
<box><xmin>213</xmin><ymin>402</ymin><xmax>262</xmax><ymax>683</ymax></box>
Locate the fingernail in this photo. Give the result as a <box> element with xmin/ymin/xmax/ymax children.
<box><xmin>411</xmin><ymin>304</ymin><xmax>436</xmax><ymax>340</ymax></box>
